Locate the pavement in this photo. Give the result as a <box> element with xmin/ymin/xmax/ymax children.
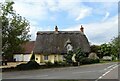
<box><xmin>0</xmin><ymin>62</ymin><xmax>27</xmax><ymax>69</ymax></box>
<box><xmin>2</xmin><ymin>62</ymin><xmax>119</xmax><ymax>80</ymax></box>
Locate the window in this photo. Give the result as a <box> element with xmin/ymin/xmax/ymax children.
<box><xmin>36</xmin><ymin>58</ymin><xmax>38</xmax><ymax>60</ymax></box>
<box><xmin>44</xmin><ymin>55</ymin><xmax>48</xmax><ymax>60</ymax></box>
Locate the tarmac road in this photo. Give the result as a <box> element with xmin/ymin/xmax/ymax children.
<box><xmin>2</xmin><ymin>62</ymin><xmax>119</xmax><ymax>81</ymax></box>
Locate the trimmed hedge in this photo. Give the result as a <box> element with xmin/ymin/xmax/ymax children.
<box><xmin>16</xmin><ymin>61</ymin><xmax>40</xmax><ymax>70</ymax></box>
<box><xmin>80</xmin><ymin>58</ymin><xmax>100</xmax><ymax>65</ymax></box>
<box><xmin>45</xmin><ymin>61</ymin><xmax>69</xmax><ymax>68</ymax></box>
<box><xmin>72</xmin><ymin>62</ymin><xmax>78</xmax><ymax>66</ymax></box>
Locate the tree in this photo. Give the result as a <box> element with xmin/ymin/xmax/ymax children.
<box><xmin>64</xmin><ymin>51</ymin><xmax>73</xmax><ymax>65</ymax></box>
<box><xmin>1</xmin><ymin>2</ymin><xmax>31</xmax><ymax>59</ymax></box>
<box><xmin>90</xmin><ymin>45</ymin><xmax>100</xmax><ymax>53</ymax></box>
<box><xmin>110</xmin><ymin>36</ymin><xmax>120</xmax><ymax>59</ymax></box>
<box><xmin>98</xmin><ymin>43</ymin><xmax>112</xmax><ymax>58</ymax></box>
<box><xmin>75</xmin><ymin>48</ymin><xmax>86</xmax><ymax>65</ymax></box>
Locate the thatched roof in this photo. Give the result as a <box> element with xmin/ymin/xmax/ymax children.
<box><xmin>22</xmin><ymin>41</ymin><xmax>35</xmax><ymax>54</ymax></box>
<box><xmin>14</xmin><ymin>41</ymin><xmax>35</xmax><ymax>54</ymax></box>
<box><xmin>33</xmin><ymin>31</ymin><xmax>90</xmax><ymax>54</ymax></box>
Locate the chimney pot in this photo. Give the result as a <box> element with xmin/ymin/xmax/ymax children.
<box><xmin>55</xmin><ymin>25</ymin><xmax>58</xmax><ymax>32</ymax></box>
<box><xmin>37</xmin><ymin>32</ymin><xmax>40</xmax><ymax>35</ymax></box>
<box><xmin>80</xmin><ymin>25</ymin><xmax>84</xmax><ymax>33</ymax></box>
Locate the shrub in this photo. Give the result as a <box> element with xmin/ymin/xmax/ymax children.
<box><xmin>111</xmin><ymin>55</ymin><xmax>117</xmax><ymax>60</ymax></box>
<box><xmin>53</xmin><ymin>61</ymin><xmax>65</xmax><ymax>67</ymax></box>
<box><xmin>72</xmin><ymin>62</ymin><xmax>78</xmax><ymax>66</ymax></box>
<box><xmin>45</xmin><ymin>61</ymin><xmax>54</xmax><ymax>68</ymax></box>
<box><xmin>80</xmin><ymin>58</ymin><xmax>100</xmax><ymax>65</ymax></box>
<box><xmin>16</xmin><ymin>61</ymin><xmax>40</xmax><ymax>70</ymax></box>
<box><xmin>58</xmin><ymin>61</ymin><xmax>63</xmax><ymax>65</ymax></box>
<box><xmin>16</xmin><ymin>63</ymin><xmax>27</xmax><ymax>70</ymax></box>
<box><xmin>92</xmin><ymin>59</ymin><xmax>100</xmax><ymax>63</ymax></box>
<box><xmin>26</xmin><ymin>61</ymin><xmax>40</xmax><ymax>69</ymax></box>
<box><xmin>59</xmin><ymin>61</ymin><xmax>68</xmax><ymax>67</ymax></box>
<box><xmin>80</xmin><ymin>58</ymin><xmax>93</xmax><ymax>64</ymax></box>
<box><xmin>54</xmin><ymin>61</ymin><xmax>59</xmax><ymax>67</ymax></box>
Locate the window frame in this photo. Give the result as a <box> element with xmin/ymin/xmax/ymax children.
<box><xmin>44</xmin><ymin>55</ymin><xmax>48</xmax><ymax>60</ymax></box>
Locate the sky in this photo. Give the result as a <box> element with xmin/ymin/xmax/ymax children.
<box><xmin>3</xmin><ymin>0</ymin><xmax>119</xmax><ymax>45</ymax></box>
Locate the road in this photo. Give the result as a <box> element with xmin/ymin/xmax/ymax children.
<box><xmin>2</xmin><ymin>62</ymin><xmax>119</xmax><ymax>81</ymax></box>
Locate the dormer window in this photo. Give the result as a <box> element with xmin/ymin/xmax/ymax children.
<box><xmin>65</xmin><ymin>39</ymin><xmax>73</xmax><ymax>53</ymax></box>
<box><xmin>67</xmin><ymin>44</ymin><xmax>73</xmax><ymax>52</ymax></box>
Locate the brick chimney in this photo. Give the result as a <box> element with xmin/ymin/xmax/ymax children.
<box><xmin>80</xmin><ymin>25</ymin><xmax>84</xmax><ymax>33</ymax></box>
<box><xmin>55</xmin><ymin>25</ymin><xmax>58</xmax><ymax>32</ymax></box>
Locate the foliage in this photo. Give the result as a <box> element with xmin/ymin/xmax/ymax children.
<box><xmin>110</xmin><ymin>36</ymin><xmax>120</xmax><ymax>59</ymax></box>
<box><xmin>53</xmin><ymin>61</ymin><xmax>68</xmax><ymax>67</ymax></box>
<box><xmin>16</xmin><ymin>61</ymin><xmax>40</xmax><ymax>70</ymax></box>
<box><xmin>90</xmin><ymin>45</ymin><xmax>100</xmax><ymax>54</ymax></box>
<box><xmin>72</xmin><ymin>62</ymin><xmax>78</xmax><ymax>66</ymax></box>
<box><xmin>64</xmin><ymin>51</ymin><xmax>73</xmax><ymax>65</ymax></box>
<box><xmin>98</xmin><ymin>43</ymin><xmax>112</xmax><ymax>58</ymax></box>
<box><xmin>80</xmin><ymin>58</ymin><xmax>100</xmax><ymax>65</ymax></box>
<box><xmin>1</xmin><ymin>2</ymin><xmax>31</xmax><ymax>59</ymax></box>
<box><xmin>75</xmin><ymin>48</ymin><xmax>86</xmax><ymax>63</ymax></box>
<box><xmin>74</xmin><ymin>48</ymin><xmax>100</xmax><ymax>64</ymax></box>
<box><xmin>54</xmin><ymin>61</ymin><xmax>59</xmax><ymax>65</ymax></box>
<box><xmin>45</xmin><ymin>61</ymin><xmax>54</xmax><ymax>67</ymax></box>
<box><xmin>98</xmin><ymin>36</ymin><xmax>120</xmax><ymax>60</ymax></box>
<box><xmin>59</xmin><ymin>61</ymin><xmax>68</xmax><ymax>67</ymax></box>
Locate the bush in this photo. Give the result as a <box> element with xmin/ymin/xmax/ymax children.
<box><xmin>72</xmin><ymin>62</ymin><xmax>78</xmax><ymax>66</ymax></box>
<box><xmin>45</xmin><ymin>61</ymin><xmax>54</xmax><ymax>68</ymax></box>
<box><xmin>16</xmin><ymin>63</ymin><xmax>27</xmax><ymax>70</ymax></box>
<box><xmin>80</xmin><ymin>58</ymin><xmax>100</xmax><ymax>65</ymax></box>
<box><xmin>59</xmin><ymin>61</ymin><xmax>68</xmax><ymax>67</ymax></box>
<box><xmin>26</xmin><ymin>61</ymin><xmax>40</xmax><ymax>69</ymax></box>
<box><xmin>92</xmin><ymin>59</ymin><xmax>100</xmax><ymax>63</ymax></box>
<box><xmin>54</xmin><ymin>61</ymin><xmax>59</xmax><ymax>67</ymax></box>
<box><xmin>80</xmin><ymin>58</ymin><xmax>93</xmax><ymax>64</ymax></box>
<box><xmin>16</xmin><ymin>61</ymin><xmax>40</xmax><ymax>70</ymax></box>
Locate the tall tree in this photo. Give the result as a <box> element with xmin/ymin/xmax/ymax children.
<box><xmin>90</xmin><ymin>45</ymin><xmax>100</xmax><ymax>53</ymax></box>
<box><xmin>98</xmin><ymin>43</ymin><xmax>112</xmax><ymax>58</ymax></box>
<box><xmin>1</xmin><ymin>2</ymin><xmax>31</xmax><ymax>59</ymax></box>
<box><xmin>110</xmin><ymin>36</ymin><xmax>120</xmax><ymax>59</ymax></box>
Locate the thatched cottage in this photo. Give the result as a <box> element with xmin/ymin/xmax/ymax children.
<box><xmin>33</xmin><ymin>26</ymin><xmax>90</xmax><ymax>63</ymax></box>
<box><xmin>14</xmin><ymin>41</ymin><xmax>35</xmax><ymax>61</ymax></box>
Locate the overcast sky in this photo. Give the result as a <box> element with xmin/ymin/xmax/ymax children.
<box><xmin>4</xmin><ymin>0</ymin><xmax>119</xmax><ymax>45</ymax></box>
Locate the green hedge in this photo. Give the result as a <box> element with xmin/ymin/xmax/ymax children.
<box><xmin>80</xmin><ymin>58</ymin><xmax>100</xmax><ymax>65</ymax></box>
<box><xmin>45</xmin><ymin>61</ymin><xmax>69</xmax><ymax>67</ymax></box>
<box><xmin>16</xmin><ymin>61</ymin><xmax>40</xmax><ymax>70</ymax></box>
<box><xmin>45</xmin><ymin>61</ymin><xmax>54</xmax><ymax>68</ymax></box>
